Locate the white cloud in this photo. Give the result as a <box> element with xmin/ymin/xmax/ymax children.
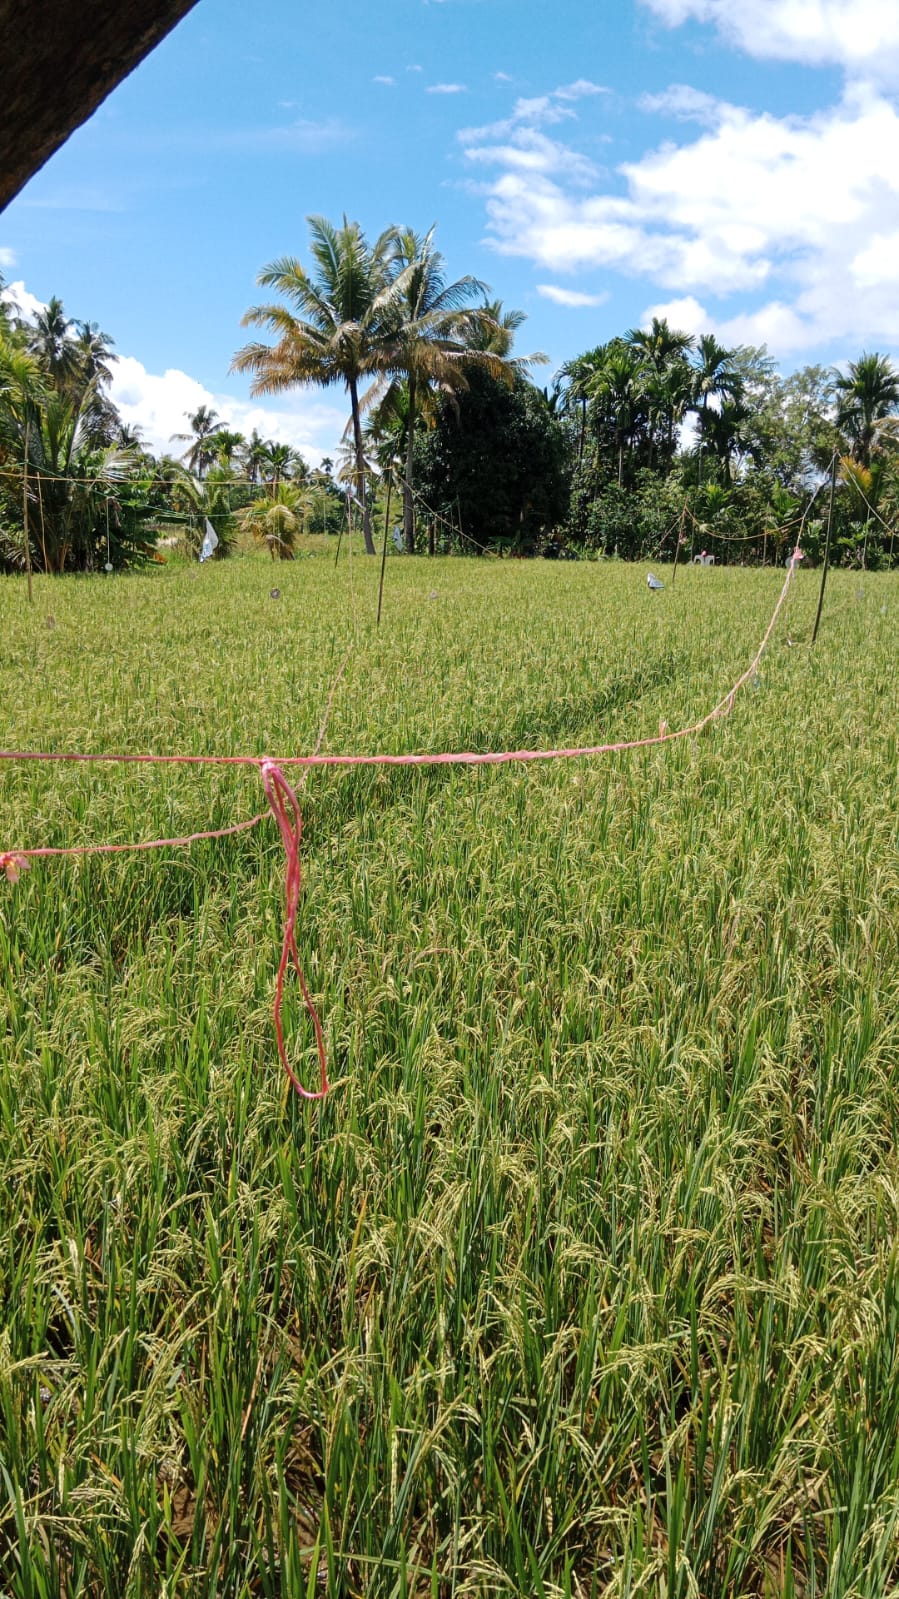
<box><xmin>427</xmin><ymin>82</ymin><xmax>467</xmax><ymax>94</ymax></box>
<box><xmin>3</xmin><ymin>278</ymin><xmax>45</xmax><ymax>319</ymax></box>
<box><xmin>108</xmin><ymin>356</ymin><xmax>347</xmax><ymax>465</ymax></box>
<box><xmin>372</xmin><ymin>75</ymin><xmax>396</xmax><ymax>86</ymax></box>
<box><xmin>465</xmin><ymin>128</ymin><xmax>597</xmax><ymax>181</ymax></box>
<box><xmin>493</xmin><ymin>71</ymin><xmax>513</xmax><ymax>82</ymax></box>
<box><xmin>640</xmin><ymin>0</ymin><xmax>899</xmax><ymax>83</ymax></box>
<box><xmin>465</xmin><ymin>79</ymin><xmax>899</xmax><ymax>354</ymax></box>
<box><xmin>639</xmin><ymin>84</ymin><xmax>725</xmax><ymax>125</ymax></box>
<box><xmin>2</xmin><ymin>273</ymin><xmax>347</xmax><ymax>463</ymax></box>
<box><xmin>0</xmin><ymin>246</ymin><xmax>15</xmax><ymax>269</ymax></box>
<box><xmin>640</xmin><ymin>293</ymin><xmax>812</xmax><ymax>350</ymax></box>
<box><xmin>537</xmin><ymin>284</ymin><xmax>609</xmax><ymax>307</ymax></box>
<box><xmin>554</xmin><ymin>79</ymin><xmax>609</xmax><ymax>100</ymax></box>
<box><xmin>460</xmin><ymin>82</ymin><xmax>604</xmax><ymax>143</ymax></box>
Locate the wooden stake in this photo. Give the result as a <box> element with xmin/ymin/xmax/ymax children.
<box><xmin>811</xmin><ymin>451</ymin><xmax>839</xmax><ymax>646</ymax></box>
<box><xmin>377</xmin><ymin>475</ymin><xmax>392</xmax><ymax>626</ymax></box>
<box><xmin>22</xmin><ymin>418</ymin><xmax>33</xmax><ymax>603</ymax></box>
<box><xmin>335</xmin><ymin>492</ymin><xmax>349</xmax><ymax>567</ymax></box>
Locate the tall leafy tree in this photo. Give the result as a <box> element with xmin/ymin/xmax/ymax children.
<box><xmin>591</xmin><ymin>345</ymin><xmax>646</xmax><ymax>488</ymax></box>
<box><xmin>172</xmin><ymin>405</ymin><xmax>221</xmax><ymax>478</ymax></box>
<box><xmin>233</xmin><ymin>216</ymin><xmax>398</xmax><ymax>553</ymax></box>
<box><xmin>692</xmin><ymin>334</ymin><xmax>742</xmax><ymax>484</ymax></box>
<box><xmin>374</xmin><ymin>227</ymin><xmax>513</xmax><ymax>552</ymax></box>
<box><xmin>626</xmin><ymin>317</ymin><xmax>695</xmax><ymax>470</ymax></box>
<box><xmin>834</xmin><ymin>352</ymin><xmax>899</xmax><ymax>466</ymax></box>
<box><xmin>27</xmin><ymin>296</ymin><xmax>77</xmax><ymax>387</ymax></box>
<box><xmin>557</xmin><ymin>347</ymin><xmax>607</xmax><ymax>465</ymax></box>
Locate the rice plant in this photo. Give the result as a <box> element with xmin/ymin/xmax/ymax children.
<box><xmin>0</xmin><ymin>554</ymin><xmax>897</xmax><ymax>1596</ymax></box>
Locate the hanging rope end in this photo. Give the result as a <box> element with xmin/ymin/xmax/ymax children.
<box><xmin>1</xmin><ymin>852</ymin><xmax>30</xmax><ymax>884</ymax></box>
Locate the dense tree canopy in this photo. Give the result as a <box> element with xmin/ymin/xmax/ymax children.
<box><xmin>3</xmin><ymin>236</ymin><xmax>899</xmax><ymax>574</ymax></box>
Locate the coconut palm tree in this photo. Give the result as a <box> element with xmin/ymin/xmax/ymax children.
<box><xmin>261</xmin><ymin>440</ymin><xmax>303</xmax><ymax>490</ymax></box>
<box><xmin>210</xmin><ymin>428</ymin><xmax>245</xmax><ymax>468</ymax></box>
<box><xmin>834</xmin><ymin>352</ymin><xmax>899</xmax><ymax>466</ymax></box>
<box><xmin>72</xmin><ymin>321</ymin><xmax>116</xmax><ymax>391</ymax></box>
<box><xmin>27</xmin><ymin>296</ymin><xmax>77</xmax><ymax>387</ymax></box>
<box><xmin>241</xmin><ymin>428</ymin><xmax>269</xmax><ymax>484</ymax></box>
<box><xmin>172</xmin><ymin>405</ymin><xmax>221</xmax><ymax>478</ymax></box>
<box><xmin>233</xmin><ymin>215</ymin><xmax>398</xmax><ymax>553</ymax></box>
<box><xmin>374</xmin><ymin>227</ymin><xmax>513</xmax><ymax>552</ymax></box>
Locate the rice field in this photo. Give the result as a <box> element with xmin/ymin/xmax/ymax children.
<box><xmin>1</xmin><ymin>552</ymin><xmax>898</xmax><ymax>1598</ymax></box>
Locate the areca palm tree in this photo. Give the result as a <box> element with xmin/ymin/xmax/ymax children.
<box><xmin>591</xmin><ymin>345</ymin><xmax>645</xmax><ymax>487</ymax></box>
<box><xmin>692</xmin><ymin>335</ymin><xmax>742</xmax><ymax>485</ymax></box>
<box><xmin>233</xmin><ymin>216</ymin><xmax>398</xmax><ymax>553</ymax></box>
<box><xmin>375</xmin><ymin>227</ymin><xmax>513</xmax><ymax>551</ymax></box>
<box><xmin>557</xmin><ymin>347</ymin><xmax>607</xmax><ymax>465</ymax></box>
<box><xmin>626</xmin><ymin>318</ymin><xmax>695</xmax><ymax>469</ymax></box>
<box><xmin>834</xmin><ymin>352</ymin><xmax>899</xmax><ymax>466</ymax></box>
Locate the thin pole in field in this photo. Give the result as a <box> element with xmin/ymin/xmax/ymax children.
<box><xmin>377</xmin><ymin>475</ymin><xmax>392</xmax><ymax>626</ymax></box>
<box><xmin>812</xmin><ymin>451</ymin><xmax>839</xmax><ymax>646</ymax></box>
<box><xmin>335</xmin><ymin>492</ymin><xmax>349</xmax><ymax>567</ymax></box>
<box><xmin>22</xmin><ymin>419</ymin><xmax>33</xmax><ymax>603</ymax></box>
<box><xmin>671</xmin><ymin>503</ymin><xmax>685</xmax><ymax>584</ymax></box>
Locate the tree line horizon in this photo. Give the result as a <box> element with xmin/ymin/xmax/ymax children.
<box><xmin>2</xmin><ymin>212</ymin><xmax>899</xmax><ymax>572</ymax></box>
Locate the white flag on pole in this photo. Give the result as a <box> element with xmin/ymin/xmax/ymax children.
<box><xmin>200</xmin><ymin>518</ymin><xmax>219</xmax><ymax>562</ymax></box>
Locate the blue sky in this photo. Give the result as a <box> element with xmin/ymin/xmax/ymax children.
<box><xmin>3</xmin><ymin>0</ymin><xmax>899</xmax><ymax>462</ymax></box>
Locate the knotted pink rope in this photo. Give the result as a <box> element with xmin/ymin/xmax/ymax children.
<box><xmin>0</xmin><ymin>551</ymin><xmax>804</xmax><ymax>1098</ymax></box>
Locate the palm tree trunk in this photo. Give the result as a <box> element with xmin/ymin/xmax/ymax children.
<box><xmin>348</xmin><ymin>376</ymin><xmax>375</xmax><ymax>555</ymax></box>
<box><xmin>403</xmin><ymin>375</ymin><xmax>417</xmax><ymax>555</ymax></box>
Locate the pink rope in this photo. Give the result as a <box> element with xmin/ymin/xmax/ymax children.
<box><xmin>260</xmin><ymin>761</ymin><xmax>329</xmax><ymax>1101</ymax></box>
<box><xmin>0</xmin><ymin>551</ymin><xmax>803</xmax><ymax>1096</ymax></box>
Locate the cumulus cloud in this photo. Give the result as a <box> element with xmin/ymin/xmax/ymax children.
<box><xmin>0</xmin><ymin>246</ymin><xmax>15</xmax><ymax>268</ymax></box>
<box><xmin>2</xmin><ymin>277</ymin><xmax>45</xmax><ymax>319</ymax></box>
<box><xmin>537</xmin><ymin>283</ymin><xmax>609</xmax><ymax>307</ymax></box>
<box><xmin>1</xmin><ymin>270</ymin><xmax>346</xmax><ymax>462</ymax></box>
<box><xmin>464</xmin><ymin>79</ymin><xmax>899</xmax><ymax>353</ymax></box>
<box><xmin>108</xmin><ymin>356</ymin><xmax>347</xmax><ymax>464</ymax></box>
<box><xmin>639</xmin><ymin>0</ymin><xmax>899</xmax><ymax>84</ymax></box>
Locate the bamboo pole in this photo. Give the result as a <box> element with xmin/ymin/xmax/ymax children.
<box><xmin>22</xmin><ymin>419</ymin><xmax>33</xmax><ymax>603</ymax></box>
<box><xmin>335</xmin><ymin>492</ymin><xmax>349</xmax><ymax>567</ymax></box>
<box><xmin>812</xmin><ymin>452</ymin><xmax>839</xmax><ymax>646</ymax></box>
